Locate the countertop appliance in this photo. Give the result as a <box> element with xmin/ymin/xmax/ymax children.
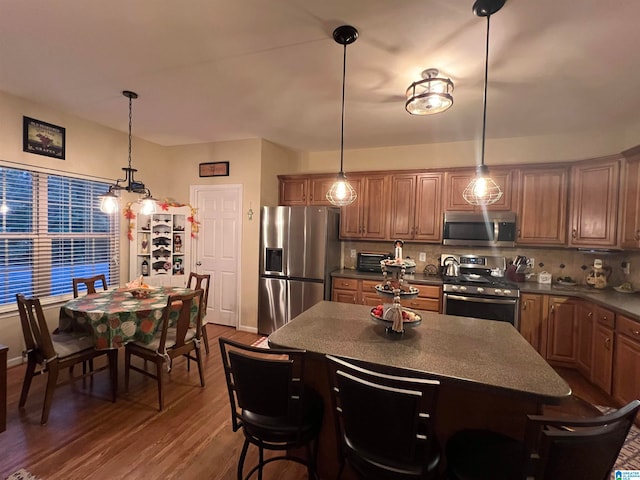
<box><xmin>258</xmin><ymin>206</ymin><xmax>340</xmax><ymax>335</ymax></box>
<box><xmin>443</xmin><ymin>211</ymin><xmax>517</xmax><ymax>248</ymax></box>
<box><xmin>440</xmin><ymin>254</ymin><xmax>520</xmax><ymax>328</ymax></box>
<box><xmin>357</xmin><ymin>252</ymin><xmax>392</xmax><ymax>272</ymax></box>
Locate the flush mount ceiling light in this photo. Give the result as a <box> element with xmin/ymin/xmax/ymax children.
<box><xmin>463</xmin><ymin>0</ymin><xmax>506</xmax><ymax>206</ymax></box>
<box><xmin>99</xmin><ymin>91</ymin><xmax>156</xmax><ymax>215</ymax></box>
<box><xmin>405</xmin><ymin>68</ymin><xmax>454</xmax><ymax>115</ymax></box>
<box><xmin>326</xmin><ymin>25</ymin><xmax>358</xmax><ymax>207</ymax></box>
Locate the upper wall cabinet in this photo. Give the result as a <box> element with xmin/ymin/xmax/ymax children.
<box><xmin>443</xmin><ymin>168</ymin><xmax>515</xmax><ymax>212</ymax></box>
<box><xmin>340</xmin><ymin>174</ymin><xmax>388</xmax><ymax>240</ymax></box>
<box><xmin>620</xmin><ymin>146</ymin><xmax>640</xmax><ymax>249</ymax></box>
<box><xmin>569</xmin><ymin>156</ymin><xmax>621</xmax><ymax>248</ymax></box>
<box><xmin>279</xmin><ymin>174</ymin><xmax>336</xmax><ymax>206</ymax></box>
<box><xmin>389</xmin><ymin>173</ymin><xmax>443</xmax><ymax>242</ymax></box>
<box><xmin>515</xmin><ymin>166</ymin><xmax>568</xmax><ymax>246</ymax></box>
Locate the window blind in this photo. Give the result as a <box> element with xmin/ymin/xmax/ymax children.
<box><xmin>0</xmin><ymin>165</ymin><xmax>119</xmax><ymax>310</ymax></box>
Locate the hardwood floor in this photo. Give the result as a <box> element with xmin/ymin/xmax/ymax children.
<box><xmin>0</xmin><ymin>325</ymin><xmax>618</xmax><ymax>480</ymax></box>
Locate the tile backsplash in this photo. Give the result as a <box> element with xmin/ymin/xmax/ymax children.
<box><xmin>341</xmin><ymin>240</ymin><xmax>640</xmax><ymax>288</ymax></box>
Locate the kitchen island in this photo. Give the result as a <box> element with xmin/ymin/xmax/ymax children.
<box><xmin>269</xmin><ymin>301</ymin><xmax>571</xmax><ymax>478</ymax></box>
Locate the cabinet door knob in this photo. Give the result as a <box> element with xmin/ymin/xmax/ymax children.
<box><xmin>522</xmin><ymin>302</ymin><xmax>527</xmax><ymax>311</ymax></box>
<box><xmin>572</xmin><ymin>228</ymin><xmax>577</xmax><ymax>239</ymax></box>
<box><xmin>605</xmin><ymin>337</ymin><xmax>611</xmax><ymax>350</ymax></box>
<box><xmin>631</xmin><ymin>329</ymin><xmax>640</xmax><ymax>336</ymax></box>
<box><xmin>587</xmin><ymin>311</ymin><xmax>593</xmax><ymax>318</ymax></box>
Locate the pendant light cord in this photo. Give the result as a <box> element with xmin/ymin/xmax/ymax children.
<box><xmin>128</xmin><ymin>94</ymin><xmax>133</xmax><ymax>170</ymax></box>
<box><xmin>480</xmin><ymin>14</ymin><xmax>491</xmax><ymax>168</ymax></box>
<box><xmin>339</xmin><ymin>42</ymin><xmax>347</xmax><ymax>175</ymax></box>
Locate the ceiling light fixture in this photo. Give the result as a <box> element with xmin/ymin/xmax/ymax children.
<box><xmin>99</xmin><ymin>91</ymin><xmax>156</xmax><ymax>215</ymax></box>
<box><xmin>463</xmin><ymin>0</ymin><xmax>506</xmax><ymax>206</ymax></box>
<box><xmin>326</xmin><ymin>25</ymin><xmax>358</xmax><ymax>207</ymax></box>
<box><xmin>405</xmin><ymin>68</ymin><xmax>454</xmax><ymax>115</ymax></box>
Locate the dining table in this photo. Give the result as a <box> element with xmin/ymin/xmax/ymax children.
<box><xmin>59</xmin><ymin>286</ymin><xmax>198</xmax><ymax>350</ymax></box>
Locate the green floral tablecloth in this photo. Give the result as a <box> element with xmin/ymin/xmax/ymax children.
<box><xmin>60</xmin><ymin>286</ymin><xmax>197</xmax><ymax>349</ymax></box>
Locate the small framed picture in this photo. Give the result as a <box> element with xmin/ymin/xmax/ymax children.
<box><xmin>199</xmin><ymin>161</ymin><xmax>229</xmax><ymax>177</ymax></box>
<box><xmin>23</xmin><ymin>116</ymin><xmax>66</xmax><ymax>160</ymax></box>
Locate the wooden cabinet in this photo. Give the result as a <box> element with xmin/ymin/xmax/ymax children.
<box><xmin>569</xmin><ymin>156</ymin><xmax>621</xmax><ymax>247</ymax></box>
<box><xmin>576</xmin><ymin>302</ymin><xmax>594</xmax><ymax>378</ymax></box>
<box><xmin>592</xmin><ymin>321</ymin><xmax>614</xmax><ymax>395</ymax></box>
<box><xmin>443</xmin><ymin>168</ymin><xmax>514</xmax><ymax>212</ymax></box>
<box><xmin>404</xmin><ymin>284</ymin><xmax>441</xmax><ymax>313</ymax></box>
<box><xmin>515</xmin><ymin>166</ymin><xmax>568</xmax><ymax>245</ymax></box>
<box><xmin>331</xmin><ymin>276</ymin><xmax>440</xmax><ymax>312</ymax></box>
<box><xmin>546</xmin><ymin>296</ymin><xmax>579</xmax><ymax>366</ymax></box>
<box><xmin>519</xmin><ymin>293</ymin><xmax>545</xmax><ymax>355</ymax></box>
<box><xmin>361</xmin><ymin>280</ymin><xmax>381</xmax><ymax>306</ymax></box>
<box><xmin>612</xmin><ymin>314</ymin><xmax>640</xmax><ymax>406</ymax></box>
<box><xmin>340</xmin><ymin>174</ymin><xmax>388</xmax><ymax>240</ymax></box>
<box><xmin>278</xmin><ymin>175</ymin><xmax>336</xmax><ymax>206</ymax></box>
<box><xmin>331</xmin><ymin>277</ymin><xmax>359</xmax><ymax>304</ymax></box>
<box><xmin>620</xmin><ymin>146</ymin><xmax>640</xmax><ymax>249</ymax></box>
<box><xmin>389</xmin><ymin>173</ymin><xmax>443</xmax><ymax>242</ymax></box>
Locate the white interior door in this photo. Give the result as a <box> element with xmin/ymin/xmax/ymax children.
<box><xmin>191</xmin><ymin>185</ymin><xmax>242</xmax><ymax>327</ymax></box>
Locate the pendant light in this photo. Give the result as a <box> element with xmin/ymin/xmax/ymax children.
<box><xmin>99</xmin><ymin>91</ymin><xmax>156</xmax><ymax>215</ymax></box>
<box><xmin>462</xmin><ymin>0</ymin><xmax>506</xmax><ymax>206</ymax></box>
<box><xmin>326</xmin><ymin>25</ymin><xmax>358</xmax><ymax>207</ymax></box>
<box><xmin>405</xmin><ymin>68</ymin><xmax>454</xmax><ymax>115</ymax></box>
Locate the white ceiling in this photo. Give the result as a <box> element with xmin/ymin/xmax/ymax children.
<box><xmin>1</xmin><ymin>0</ymin><xmax>639</xmax><ymax>152</ymax></box>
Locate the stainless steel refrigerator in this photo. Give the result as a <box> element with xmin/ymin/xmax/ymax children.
<box><xmin>258</xmin><ymin>206</ymin><xmax>340</xmax><ymax>335</ymax></box>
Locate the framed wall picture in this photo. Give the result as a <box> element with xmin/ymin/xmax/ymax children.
<box><xmin>23</xmin><ymin>116</ymin><xmax>66</xmax><ymax>160</ymax></box>
<box><xmin>199</xmin><ymin>161</ymin><xmax>230</xmax><ymax>177</ymax></box>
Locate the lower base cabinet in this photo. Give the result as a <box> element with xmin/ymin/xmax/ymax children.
<box><xmin>331</xmin><ymin>276</ymin><xmax>440</xmax><ymax>312</ymax></box>
<box><xmin>519</xmin><ymin>294</ymin><xmax>545</xmax><ymax>355</ymax></box>
<box><xmin>613</xmin><ymin>315</ymin><xmax>640</xmax><ymax>405</ymax></box>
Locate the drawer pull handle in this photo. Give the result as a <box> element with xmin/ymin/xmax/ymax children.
<box><xmin>631</xmin><ymin>329</ymin><xmax>640</xmax><ymax>336</ymax></box>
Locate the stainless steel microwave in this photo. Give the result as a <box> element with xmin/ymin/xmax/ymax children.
<box><xmin>443</xmin><ymin>211</ymin><xmax>517</xmax><ymax>247</ymax></box>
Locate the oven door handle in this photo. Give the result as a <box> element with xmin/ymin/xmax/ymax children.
<box><xmin>445</xmin><ymin>294</ymin><xmax>518</xmax><ymax>305</ymax></box>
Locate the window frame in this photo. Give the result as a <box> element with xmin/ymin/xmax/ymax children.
<box><xmin>0</xmin><ymin>161</ymin><xmax>120</xmax><ymax>312</ymax></box>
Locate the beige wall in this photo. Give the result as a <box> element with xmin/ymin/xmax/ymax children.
<box><xmin>304</xmin><ymin>129</ymin><xmax>640</xmax><ymax>173</ymax></box>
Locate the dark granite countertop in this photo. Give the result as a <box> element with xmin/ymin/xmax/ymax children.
<box><xmin>269</xmin><ymin>301</ymin><xmax>571</xmax><ymax>404</ymax></box>
<box><xmin>332</xmin><ymin>269</ymin><xmax>640</xmax><ymax>322</ymax></box>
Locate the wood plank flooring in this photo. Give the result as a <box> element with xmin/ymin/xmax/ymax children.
<box><xmin>0</xmin><ymin>325</ymin><xmax>617</xmax><ymax>480</ymax></box>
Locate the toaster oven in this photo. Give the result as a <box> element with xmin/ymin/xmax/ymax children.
<box><xmin>357</xmin><ymin>252</ymin><xmax>392</xmax><ymax>272</ymax></box>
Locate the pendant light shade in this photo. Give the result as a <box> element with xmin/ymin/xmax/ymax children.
<box><xmin>463</xmin><ymin>0</ymin><xmax>506</xmax><ymax>207</ymax></box>
<box><xmin>405</xmin><ymin>68</ymin><xmax>454</xmax><ymax>115</ymax></box>
<box><xmin>326</xmin><ymin>25</ymin><xmax>358</xmax><ymax>207</ymax></box>
<box><xmin>99</xmin><ymin>91</ymin><xmax>156</xmax><ymax>214</ymax></box>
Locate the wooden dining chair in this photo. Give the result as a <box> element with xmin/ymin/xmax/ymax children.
<box><xmin>16</xmin><ymin>294</ymin><xmax>117</xmax><ymax>425</ymax></box>
<box><xmin>219</xmin><ymin>337</ymin><xmax>324</xmax><ymax>480</ymax></box>
<box><xmin>187</xmin><ymin>272</ymin><xmax>211</xmax><ymax>353</ymax></box>
<box><xmin>72</xmin><ymin>274</ymin><xmax>108</xmax><ymax>298</ymax></box>
<box><xmin>445</xmin><ymin>399</ymin><xmax>640</xmax><ymax>480</ymax></box>
<box><xmin>124</xmin><ymin>289</ymin><xmax>205</xmax><ymax>411</ymax></box>
<box><xmin>326</xmin><ymin>354</ymin><xmax>442</xmax><ymax>480</ymax></box>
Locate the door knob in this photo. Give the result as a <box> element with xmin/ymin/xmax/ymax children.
<box><xmin>196</xmin><ymin>261</ymin><xmax>202</xmax><ymax>266</ymax></box>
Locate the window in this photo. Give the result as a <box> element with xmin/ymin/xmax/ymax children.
<box><xmin>0</xmin><ymin>165</ymin><xmax>119</xmax><ymax>309</ymax></box>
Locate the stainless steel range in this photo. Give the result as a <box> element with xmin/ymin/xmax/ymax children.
<box><xmin>440</xmin><ymin>254</ymin><xmax>520</xmax><ymax>328</ymax></box>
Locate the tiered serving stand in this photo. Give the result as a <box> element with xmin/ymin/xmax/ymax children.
<box><xmin>372</xmin><ymin>259</ymin><xmax>421</xmax><ymax>335</ymax></box>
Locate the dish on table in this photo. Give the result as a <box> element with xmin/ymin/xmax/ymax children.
<box><xmin>613</xmin><ymin>285</ymin><xmax>637</xmax><ymax>294</ymax></box>
<box><xmin>370</xmin><ymin>306</ymin><xmax>421</xmax><ymax>324</ymax></box>
<box><xmin>127</xmin><ymin>286</ymin><xmax>157</xmax><ymax>299</ymax></box>
<box><xmin>556</xmin><ymin>279</ymin><xmax>577</xmax><ymax>286</ymax></box>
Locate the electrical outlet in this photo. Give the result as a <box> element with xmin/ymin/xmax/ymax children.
<box><xmin>419</xmin><ymin>252</ymin><xmax>426</xmax><ymax>262</ymax></box>
<box><xmin>526</xmin><ymin>258</ymin><xmax>535</xmax><ymax>269</ymax></box>
<box><xmin>623</xmin><ymin>262</ymin><xmax>631</xmax><ymax>275</ymax></box>
<box><xmin>350</xmin><ymin>249</ymin><xmax>357</xmax><ymax>258</ymax></box>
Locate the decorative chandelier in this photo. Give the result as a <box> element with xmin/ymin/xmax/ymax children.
<box><xmin>99</xmin><ymin>91</ymin><xmax>156</xmax><ymax>215</ymax></box>
<box><xmin>463</xmin><ymin>0</ymin><xmax>506</xmax><ymax>206</ymax></box>
<box><xmin>326</xmin><ymin>25</ymin><xmax>358</xmax><ymax>207</ymax></box>
<box><xmin>405</xmin><ymin>68</ymin><xmax>454</xmax><ymax>115</ymax></box>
